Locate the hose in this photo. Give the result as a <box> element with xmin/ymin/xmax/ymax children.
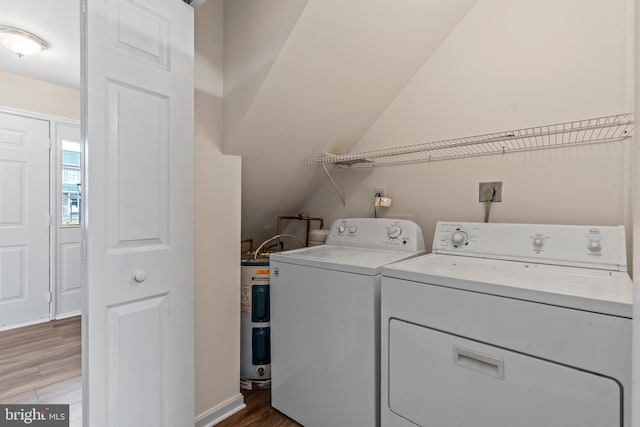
<box><xmin>254</xmin><ymin>234</ymin><xmax>306</xmax><ymax>259</ymax></box>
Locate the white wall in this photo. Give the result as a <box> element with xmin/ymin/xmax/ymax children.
<box><xmin>0</xmin><ymin>71</ymin><xmax>80</xmax><ymax>120</ymax></box>
<box><xmin>301</xmin><ymin>0</ymin><xmax>633</xmax><ymax>264</ymax></box>
<box><xmin>634</xmin><ymin>0</ymin><xmax>640</xmax><ymax>280</ymax></box>
<box><xmin>194</xmin><ymin>0</ymin><xmax>243</xmax><ymax>423</ymax></box>
<box><xmin>631</xmin><ymin>0</ymin><xmax>639</xmax><ymax>423</ymax></box>
<box><xmin>224</xmin><ymin>0</ymin><xmax>479</xmax><ymax>245</ymax></box>
<box><xmin>223</xmin><ymin>0</ymin><xmax>309</xmax><ymax>145</ymax></box>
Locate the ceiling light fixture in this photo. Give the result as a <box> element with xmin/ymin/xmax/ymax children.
<box><xmin>0</xmin><ymin>26</ymin><xmax>47</xmax><ymax>57</ymax></box>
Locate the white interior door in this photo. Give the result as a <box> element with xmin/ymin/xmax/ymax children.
<box><xmin>0</xmin><ymin>111</ymin><xmax>50</xmax><ymax>329</ymax></box>
<box><xmin>55</xmin><ymin>122</ymin><xmax>82</xmax><ymax>318</ymax></box>
<box><xmin>83</xmin><ymin>0</ymin><xmax>195</xmax><ymax>425</ymax></box>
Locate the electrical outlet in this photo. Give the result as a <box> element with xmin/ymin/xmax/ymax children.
<box><xmin>374</xmin><ymin>186</ymin><xmax>387</xmax><ymax>197</ymax></box>
<box><xmin>479</xmin><ymin>182</ymin><xmax>502</xmax><ymax>202</ymax></box>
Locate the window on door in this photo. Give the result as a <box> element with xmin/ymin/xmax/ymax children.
<box><xmin>61</xmin><ymin>139</ymin><xmax>82</xmax><ymax>226</ymax></box>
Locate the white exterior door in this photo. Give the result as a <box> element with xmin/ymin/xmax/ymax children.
<box><xmin>55</xmin><ymin>122</ymin><xmax>82</xmax><ymax>318</ymax></box>
<box><xmin>0</xmin><ymin>112</ymin><xmax>50</xmax><ymax>329</ymax></box>
<box><xmin>83</xmin><ymin>0</ymin><xmax>195</xmax><ymax>425</ymax></box>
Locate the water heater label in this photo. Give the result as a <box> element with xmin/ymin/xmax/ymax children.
<box><xmin>241</xmin><ymin>284</ymin><xmax>251</xmax><ymax>318</ymax></box>
<box><xmin>241</xmin><ymin>268</ymin><xmax>270</xmax><ymax>318</ymax></box>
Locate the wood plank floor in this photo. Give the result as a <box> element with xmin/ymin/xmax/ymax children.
<box><xmin>0</xmin><ymin>316</ymin><xmax>82</xmax><ymax>427</ymax></box>
<box><xmin>0</xmin><ymin>317</ymin><xmax>300</xmax><ymax>427</ymax></box>
<box><xmin>217</xmin><ymin>389</ymin><xmax>301</xmax><ymax>427</ymax></box>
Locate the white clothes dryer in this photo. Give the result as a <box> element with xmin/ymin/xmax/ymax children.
<box><xmin>381</xmin><ymin>221</ymin><xmax>633</xmax><ymax>427</ymax></box>
<box><xmin>270</xmin><ymin>218</ymin><xmax>425</xmax><ymax>427</ymax></box>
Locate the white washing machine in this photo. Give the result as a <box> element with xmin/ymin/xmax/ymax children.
<box><xmin>381</xmin><ymin>221</ymin><xmax>633</xmax><ymax>427</ymax></box>
<box><xmin>270</xmin><ymin>218</ymin><xmax>425</xmax><ymax>427</ymax></box>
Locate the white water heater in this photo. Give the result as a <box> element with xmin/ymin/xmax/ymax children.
<box><xmin>240</xmin><ymin>255</ymin><xmax>271</xmax><ymax>389</ymax></box>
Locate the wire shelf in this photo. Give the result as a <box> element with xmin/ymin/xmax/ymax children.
<box><xmin>305</xmin><ymin>113</ymin><xmax>634</xmax><ymax>168</ymax></box>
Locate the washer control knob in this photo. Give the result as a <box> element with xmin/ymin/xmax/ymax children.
<box><xmin>387</xmin><ymin>226</ymin><xmax>402</xmax><ymax>239</ymax></box>
<box><xmin>337</xmin><ymin>225</ymin><xmax>346</xmax><ymax>234</ymax></box>
<box><xmin>348</xmin><ymin>226</ymin><xmax>357</xmax><ymax>234</ymax></box>
<box><xmin>451</xmin><ymin>231</ymin><xmax>468</xmax><ymax>246</ymax></box>
<box><xmin>588</xmin><ymin>240</ymin><xmax>602</xmax><ymax>251</ymax></box>
<box><xmin>533</xmin><ymin>238</ymin><xmax>544</xmax><ymax>248</ymax></box>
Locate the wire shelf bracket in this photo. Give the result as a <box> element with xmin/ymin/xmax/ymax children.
<box><xmin>321</xmin><ymin>163</ymin><xmax>346</xmax><ymax>206</ymax></box>
<box><xmin>305</xmin><ymin>113</ymin><xmax>634</xmax><ymax>170</ymax></box>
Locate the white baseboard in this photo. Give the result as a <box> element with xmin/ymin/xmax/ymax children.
<box><xmin>0</xmin><ymin>317</ymin><xmax>49</xmax><ymax>332</ymax></box>
<box><xmin>53</xmin><ymin>311</ymin><xmax>81</xmax><ymax>320</ymax></box>
<box><xmin>195</xmin><ymin>393</ymin><xmax>246</xmax><ymax>427</ymax></box>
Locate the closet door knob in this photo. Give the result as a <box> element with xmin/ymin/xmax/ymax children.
<box><xmin>134</xmin><ymin>271</ymin><xmax>148</xmax><ymax>283</ymax></box>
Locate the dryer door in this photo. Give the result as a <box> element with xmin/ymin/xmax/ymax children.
<box><xmin>388</xmin><ymin>319</ymin><xmax>621</xmax><ymax>427</ymax></box>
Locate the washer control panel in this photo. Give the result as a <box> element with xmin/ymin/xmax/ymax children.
<box><xmin>327</xmin><ymin>218</ymin><xmax>425</xmax><ymax>252</ymax></box>
<box><xmin>433</xmin><ymin>222</ymin><xmax>627</xmax><ymax>271</ymax></box>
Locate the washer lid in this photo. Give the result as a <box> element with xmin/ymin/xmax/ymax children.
<box><xmin>383</xmin><ymin>254</ymin><xmax>632</xmax><ymax>317</ymax></box>
<box><xmin>270</xmin><ymin>245</ymin><xmax>424</xmax><ymax>275</ymax></box>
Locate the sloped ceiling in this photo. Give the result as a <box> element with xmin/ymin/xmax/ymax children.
<box><xmin>223</xmin><ymin>0</ymin><xmax>478</xmax><ymax>243</ymax></box>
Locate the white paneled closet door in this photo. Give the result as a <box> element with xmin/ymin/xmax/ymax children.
<box><xmin>83</xmin><ymin>0</ymin><xmax>195</xmax><ymax>425</ymax></box>
<box><xmin>0</xmin><ymin>112</ymin><xmax>50</xmax><ymax>329</ymax></box>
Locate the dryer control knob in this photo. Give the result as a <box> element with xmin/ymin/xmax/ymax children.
<box><xmin>533</xmin><ymin>238</ymin><xmax>544</xmax><ymax>248</ymax></box>
<box><xmin>588</xmin><ymin>240</ymin><xmax>602</xmax><ymax>251</ymax></box>
<box><xmin>349</xmin><ymin>226</ymin><xmax>358</xmax><ymax>234</ymax></box>
<box><xmin>337</xmin><ymin>225</ymin><xmax>346</xmax><ymax>234</ymax></box>
<box><xmin>451</xmin><ymin>231</ymin><xmax>468</xmax><ymax>246</ymax></box>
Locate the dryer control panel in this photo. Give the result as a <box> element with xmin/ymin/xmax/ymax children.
<box><xmin>433</xmin><ymin>222</ymin><xmax>627</xmax><ymax>271</ymax></box>
<box><xmin>326</xmin><ymin>218</ymin><xmax>425</xmax><ymax>252</ymax></box>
